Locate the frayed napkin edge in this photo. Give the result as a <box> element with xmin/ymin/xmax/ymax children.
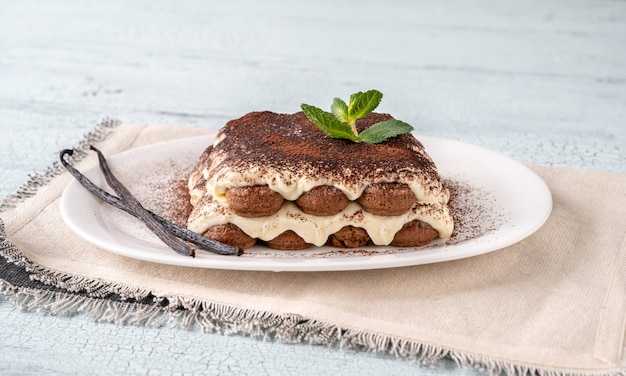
<box><xmin>0</xmin><ymin>118</ymin><xmax>122</xmax><ymax>213</ymax></box>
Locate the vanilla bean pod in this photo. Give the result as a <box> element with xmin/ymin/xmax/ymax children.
<box><xmin>60</xmin><ymin>148</ymin><xmax>241</xmax><ymax>256</ymax></box>
<box><xmin>61</xmin><ymin>150</ymin><xmax>136</xmax><ymax>213</ymax></box>
<box><xmin>60</xmin><ymin>150</ymin><xmax>241</xmax><ymax>256</ymax></box>
<box><xmin>90</xmin><ymin>146</ymin><xmax>195</xmax><ymax>257</ymax></box>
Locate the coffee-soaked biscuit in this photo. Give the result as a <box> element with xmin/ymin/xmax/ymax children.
<box><xmin>391</xmin><ymin>220</ymin><xmax>438</xmax><ymax>247</ymax></box>
<box><xmin>265</xmin><ymin>231</ymin><xmax>312</xmax><ymax>250</ymax></box>
<box><xmin>357</xmin><ymin>183</ymin><xmax>415</xmax><ymax>216</ymax></box>
<box><xmin>203</xmin><ymin>224</ymin><xmax>256</xmax><ymax>249</ymax></box>
<box><xmin>225</xmin><ymin>185</ymin><xmax>284</xmax><ymax>217</ymax></box>
<box><xmin>295</xmin><ymin>185</ymin><xmax>350</xmax><ymax>216</ymax></box>
<box><xmin>328</xmin><ymin>226</ymin><xmax>370</xmax><ymax>248</ymax></box>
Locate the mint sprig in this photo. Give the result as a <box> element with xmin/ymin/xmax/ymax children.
<box><xmin>300</xmin><ymin>89</ymin><xmax>414</xmax><ymax>144</ymax></box>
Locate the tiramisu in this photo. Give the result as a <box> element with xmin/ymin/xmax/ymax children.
<box><xmin>187</xmin><ymin>107</ymin><xmax>454</xmax><ymax>250</ymax></box>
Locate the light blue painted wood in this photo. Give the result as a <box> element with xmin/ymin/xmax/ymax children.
<box><xmin>0</xmin><ymin>0</ymin><xmax>624</xmax><ymax>374</ymax></box>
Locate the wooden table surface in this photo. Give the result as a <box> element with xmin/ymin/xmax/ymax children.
<box><xmin>1</xmin><ymin>1</ymin><xmax>624</xmax><ymax>374</ymax></box>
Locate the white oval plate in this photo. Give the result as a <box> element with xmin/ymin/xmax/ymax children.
<box><xmin>60</xmin><ymin>134</ymin><xmax>552</xmax><ymax>272</ymax></box>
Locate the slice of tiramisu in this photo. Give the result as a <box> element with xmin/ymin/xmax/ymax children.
<box><xmin>187</xmin><ymin>93</ymin><xmax>453</xmax><ymax>250</ymax></box>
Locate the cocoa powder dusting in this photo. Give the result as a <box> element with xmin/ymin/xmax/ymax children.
<box><xmin>443</xmin><ymin>178</ymin><xmax>504</xmax><ymax>245</ymax></box>
<box><xmin>208</xmin><ymin>111</ymin><xmax>440</xmax><ymax>187</ymax></box>
<box><xmin>145</xmin><ymin>170</ymin><xmax>193</xmax><ymax>228</ymax></box>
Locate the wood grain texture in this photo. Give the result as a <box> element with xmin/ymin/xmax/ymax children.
<box><xmin>0</xmin><ymin>0</ymin><xmax>625</xmax><ymax>374</ymax></box>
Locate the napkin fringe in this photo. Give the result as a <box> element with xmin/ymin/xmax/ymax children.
<box><xmin>1</xmin><ymin>224</ymin><xmax>623</xmax><ymax>376</ymax></box>
<box><xmin>1</xmin><ymin>272</ymin><xmax>623</xmax><ymax>376</ymax></box>
<box><xmin>0</xmin><ymin>118</ymin><xmax>121</xmax><ymax>212</ymax></box>
<box><xmin>0</xmin><ymin>280</ymin><xmax>170</xmax><ymax>327</ymax></box>
<box><xmin>4</xmin><ymin>227</ymin><xmax>622</xmax><ymax>376</ymax></box>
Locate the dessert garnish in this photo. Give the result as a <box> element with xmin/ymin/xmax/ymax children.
<box><xmin>300</xmin><ymin>89</ymin><xmax>414</xmax><ymax>144</ymax></box>
<box><xmin>60</xmin><ymin>147</ymin><xmax>242</xmax><ymax>257</ymax></box>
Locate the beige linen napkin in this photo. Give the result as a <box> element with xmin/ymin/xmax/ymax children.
<box><xmin>1</xmin><ymin>123</ymin><xmax>625</xmax><ymax>375</ymax></box>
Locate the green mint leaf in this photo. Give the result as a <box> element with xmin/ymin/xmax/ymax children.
<box><xmin>356</xmin><ymin>119</ymin><xmax>414</xmax><ymax>144</ymax></box>
<box><xmin>330</xmin><ymin>97</ymin><xmax>349</xmax><ymax>123</ymax></box>
<box><xmin>301</xmin><ymin>103</ymin><xmax>358</xmax><ymax>141</ymax></box>
<box><xmin>301</xmin><ymin>90</ymin><xmax>414</xmax><ymax>143</ymax></box>
<box><xmin>347</xmin><ymin>89</ymin><xmax>383</xmax><ymax>121</ymax></box>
